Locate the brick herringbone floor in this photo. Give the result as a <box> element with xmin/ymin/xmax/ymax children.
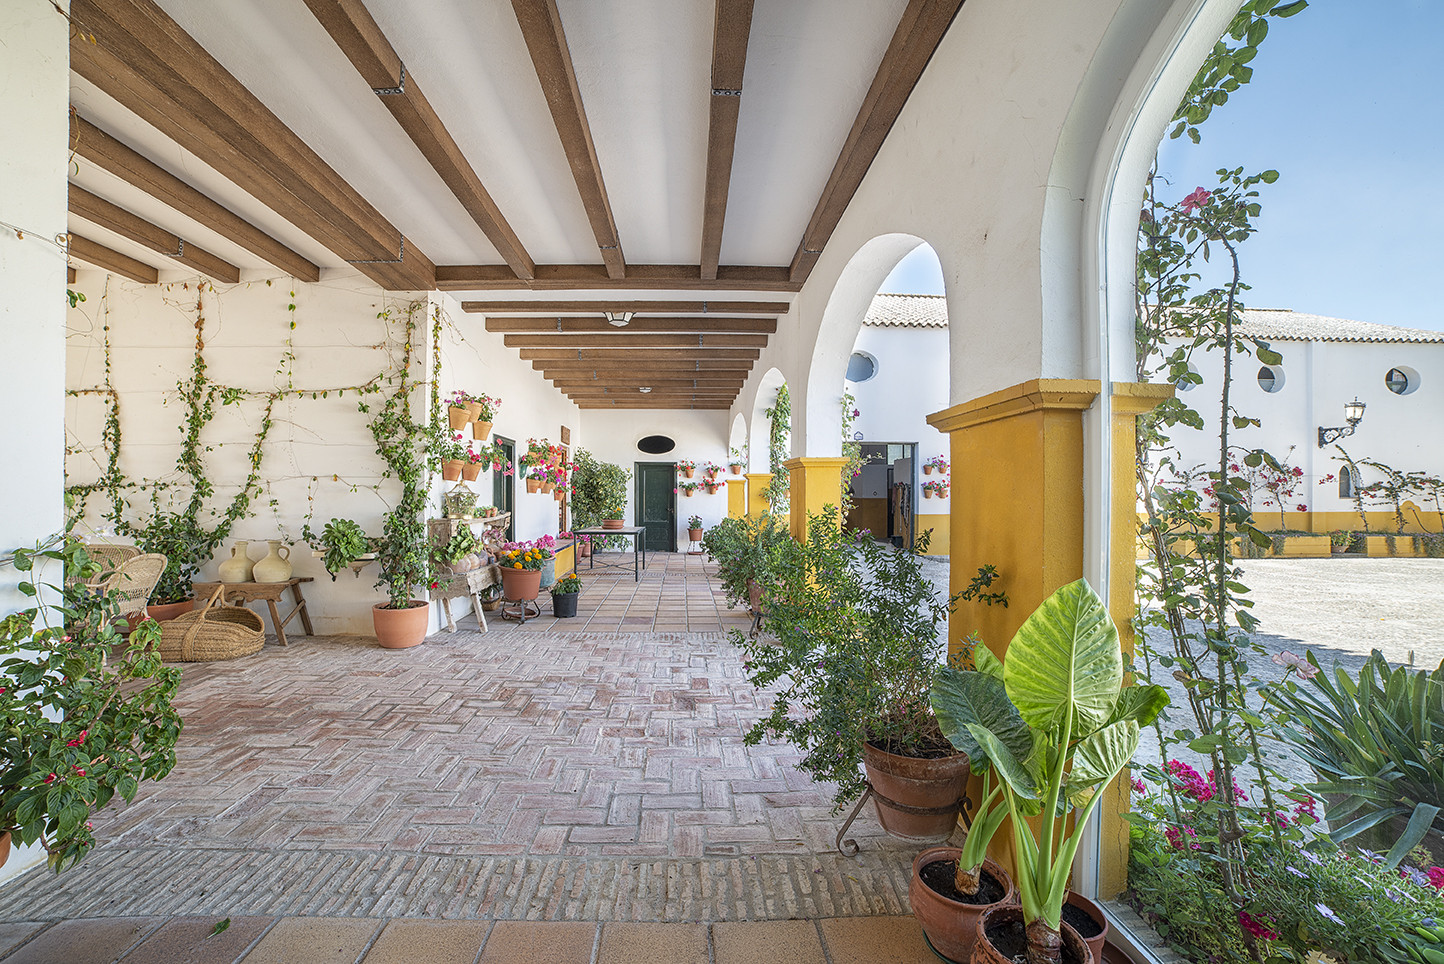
<box><xmin>0</xmin><ymin>564</ymin><xmax>923</xmax><ymax>930</ymax></box>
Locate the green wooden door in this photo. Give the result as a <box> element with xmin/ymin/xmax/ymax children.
<box><xmin>492</xmin><ymin>437</ymin><xmax>515</xmax><ymax>543</ymax></box>
<box><xmin>634</xmin><ymin>462</ymin><xmax>676</xmax><ymax>552</ymax></box>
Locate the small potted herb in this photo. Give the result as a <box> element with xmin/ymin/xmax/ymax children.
<box><xmin>550</xmin><ymin>573</ymin><xmax>582</xmax><ymax>618</ymax></box>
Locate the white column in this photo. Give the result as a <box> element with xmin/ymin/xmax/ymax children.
<box><xmin>0</xmin><ymin>0</ymin><xmax>70</xmax><ymax>884</ymax></box>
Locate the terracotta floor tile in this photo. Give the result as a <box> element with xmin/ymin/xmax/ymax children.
<box><xmin>597</xmin><ymin>922</ymin><xmax>708</xmax><ymax>964</ymax></box>
<box><xmin>817</xmin><ymin>917</ymin><xmax>937</xmax><ymax>964</ymax></box>
<box><xmin>241</xmin><ymin>917</ymin><xmax>381</xmax><ymax>964</ymax></box>
<box><xmin>1</xmin><ymin>917</ymin><xmax>162</xmax><ymax>964</ymax></box>
<box><xmin>360</xmin><ymin>920</ymin><xmax>487</xmax><ymax>964</ymax></box>
<box><xmin>713</xmin><ymin>920</ymin><xmax>826</xmax><ymax>964</ymax></box>
<box><xmin>122</xmin><ymin>916</ymin><xmax>273</xmax><ymax>964</ymax></box>
<box><xmin>478</xmin><ymin>921</ymin><xmax>597</xmax><ymax>964</ymax></box>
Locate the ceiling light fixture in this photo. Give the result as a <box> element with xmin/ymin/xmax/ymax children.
<box><xmin>605</xmin><ymin>311</ymin><xmax>634</xmax><ymax>328</ymax></box>
<box><xmin>638</xmin><ymin>387</ymin><xmax>652</xmax><ymax>393</ymax></box>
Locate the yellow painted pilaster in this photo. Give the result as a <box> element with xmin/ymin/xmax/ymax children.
<box><xmin>727</xmin><ymin>476</ymin><xmax>747</xmax><ymax>519</ymax></box>
<box><xmin>744</xmin><ymin>474</ymin><xmax>772</xmax><ymax>518</ymax></box>
<box><xmin>783</xmin><ymin>457</ymin><xmax>850</xmax><ymax>541</ymax></box>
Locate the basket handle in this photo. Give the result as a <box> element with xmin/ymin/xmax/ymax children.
<box><xmin>181</xmin><ymin>585</ymin><xmax>225</xmax><ymax>660</ymax></box>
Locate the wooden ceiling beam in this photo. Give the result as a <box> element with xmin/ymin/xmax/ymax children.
<box><xmin>788</xmin><ymin>0</ymin><xmax>965</xmax><ymax>285</ymax></box>
<box><xmin>439</xmin><ymin>264</ymin><xmax>798</xmax><ymax>291</ymax></box>
<box><xmin>465</xmin><ymin>299</ymin><xmax>788</xmax><ymax>315</ymax></box>
<box><xmin>700</xmin><ymin>0</ymin><xmax>755</xmax><ymax>280</ymax></box>
<box><xmin>549</xmin><ymin>377</ymin><xmax>745</xmax><ymax>390</ymax></box>
<box><xmin>519</xmin><ymin>347</ymin><xmax>760</xmax><ymax>362</ymax></box>
<box><xmin>575</xmin><ymin>400</ymin><xmax>731</xmax><ymax>410</ymax></box>
<box><xmin>69</xmin><ymin>184</ymin><xmax>241</xmax><ymax>283</ymax></box>
<box><xmin>70</xmin><ymin>0</ymin><xmax>435</xmax><ymax>290</ymax></box>
<box><xmin>511</xmin><ymin>0</ymin><xmax>625</xmax><ymax>279</ymax></box>
<box><xmin>484</xmin><ymin>316</ymin><xmax>776</xmax><ymax>334</ymax></box>
<box><xmin>68</xmin><ymin>234</ymin><xmax>159</xmax><ymax>284</ymax></box>
<box><xmin>534</xmin><ymin>358</ymin><xmax>755</xmax><ymax>373</ymax></box>
<box><xmin>504</xmin><ymin>333</ymin><xmax>766</xmax><ymax>350</ymax></box>
<box><xmin>71</xmin><ymin>116</ymin><xmax>321</xmax><ymax>282</ymax></box>
<box><xmin>300</xmin><ymin>0</ymin><xmax>535</xmax><ymax>280</ymax></box>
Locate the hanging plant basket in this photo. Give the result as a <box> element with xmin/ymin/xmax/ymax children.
<box><xmin>441</xmin><ymin>460</ymin><xmax>464</xmax><ymax>482</ymax></box>
<box><xmin>461</xmin><ymin>463</ymin><xmax>482</xmax><ymax>482</ymax></box>
<box><xmin>729</xmin><ymin>463</ymin><xmax>744</xmax><ymax>475</ymax></box>
<box><xmin>447</xmin><ymin>405</ymin><xmax>471</xmax><ymax>432</ymax></box>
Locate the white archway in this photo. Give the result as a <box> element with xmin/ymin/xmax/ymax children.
<box><xmin>728</xmin><ymin>413</ymin><xmax>749</xmax><ymax>469</ymax></box>
<box><xmin>803</xmin><ymin>233</ymin><xmax>934</xmax><ymax>456</ymax></box>
<box><xmin>749</xmin><ymin>368</ymin><xmax>788</xmax><ymax>475</ymax></box>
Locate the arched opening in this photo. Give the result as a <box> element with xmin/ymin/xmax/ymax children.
<box><xmin>839</xmin><ymin>243</ymin><xmax>950</xmax><ymax>554</ymax></box>
<box><xmin>728</xmin><ymin>413</ymin><xmax>749</xmax><ymax>471</ymax></box>
<box><xmin>749</xmin><ymin>368</ymin><xmax>789</xmax><ymax>513</ymax></box>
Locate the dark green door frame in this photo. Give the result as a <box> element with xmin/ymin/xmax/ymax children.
<box><xmin>492</xmin><ymin>436</ymin><xmax>515</xmax><ymax>543</ymax></box>
<box><xmin>634</xmin><ymin>461</ymin><xmax>677</xmax><ymax>553</ymax></box>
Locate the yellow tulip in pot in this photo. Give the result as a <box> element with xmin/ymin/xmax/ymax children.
<box><xmin>930</xmin><ymin>579</ymin><xmax>1168</xmax><ymax>964</ymax></box>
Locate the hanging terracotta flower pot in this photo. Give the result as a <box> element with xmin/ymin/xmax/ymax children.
<box><xmin>729</xmin><ymin>462</ymin><xmax>744</xmax><ymax>475</ymax></box>
<box><xmin>525</xmin><ymin>478</ymin><xmax>541</xmax><ymax>493</ymax></box>
<box><xmin>474</xmin><ymin>420</ymin><xmax>493</xmax><ymax>441</ymax></box>
<box><xmin>553</xmin><ymin>489</ymin><xmax>564</xmax><ymax>501</ymax></box>
<box><xmin>447</xmin><ymin>405</ymin><xmax>471</xmax><ymax>432</ymax></box>
<box><xmin>540</xmin><ymin>480</ymin><xmax>554</xmax><ymax>493</ymax></box>
<box><xmin>683</xmin><ymin>467</ymin><xmax>695</xmax><ymax>478</ymax></box>
<box><xmin>442</xmin><ymin>460</ymin><xmax>464</xmax><ymax>482</ymax></box>
<box><xmin>923</xmin><ymin>488</ymin><xmax>933</xmax><ymax>499</ymax></box>
<box><xmin>924</xmin><ymin>464</ymin><xmax>935</xmax><ymax>475</ymax></box>
<box><xmin>462</xmin><ymin>462</ymin><xmax>482</xmax><ymax>482</ymax></box>
<box><xmin>464</xmin><ymin>400</ymin><xmax>484</xmax><ymax>421</ymax></box>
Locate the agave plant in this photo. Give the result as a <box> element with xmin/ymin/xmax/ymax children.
<box><xmin>931</xmin><ymin>579</ymin><xmax>1168</xmax><ymax>964</ymax></box>
<box><xmin>1266</xmin><ymin>649</ymin><xmax>1444</xmax><ymax>867</ymax></box>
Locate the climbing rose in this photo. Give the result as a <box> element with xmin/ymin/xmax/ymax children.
<box><xmin>1272</xmin><ymin>650</ymin><xmax>1319</xmax><ymax>680</ymax></box>
<box><xmin>1180</xmin><ymin>187</ymin><xmax>1212</xmax><ymax>213</ymax></box>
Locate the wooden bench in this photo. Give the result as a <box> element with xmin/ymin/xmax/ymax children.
<box><xmin>191</xmin><ymin>577</ymin><xmax>314</xmax><ymax>646</ymax></box>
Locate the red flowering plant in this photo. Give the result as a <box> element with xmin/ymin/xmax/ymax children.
<box><xmin>1</xmin><ymin>534</ymin><xmax>183</xmax><ymax>871</ymax></box>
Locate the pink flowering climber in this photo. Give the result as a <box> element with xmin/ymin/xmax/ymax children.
<box><xmin>1180</xmin><ymin>187</ymin><xmax>1212</xmax><ymax>213</ymax></box>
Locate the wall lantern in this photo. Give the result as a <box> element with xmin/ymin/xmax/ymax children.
<box><xmin>1317</xmin><ymin>397</ymin><xmax>1366</xmax><ymax>447</ymax></box>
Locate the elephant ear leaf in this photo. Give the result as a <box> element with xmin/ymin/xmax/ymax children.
<box><xmin>973</xmin><ymin>643</ymin><xmax>1004</xmax><ymax>682</ymax></box>
<box><xmin>967</xmin><ymin>723</ymin><xmax>1039</xmax><ymax>800</ymax></box>
<box><xmin>1066</xmin><ymin>720</ymin><xmax>1139</xmax><ymax>809</ymax></box>
<box><xmin>932</xmin><ymin>666</ymin><xmax>1032</xmax><ymax>772</ymax></box>
<box><xmin>1108</xmin><ymin>684</ymin><xmax>1170</xmax><ymax>727</ymax></box>
<box><xmin>1003</xmin><ymin>579</ymin><xmax>1122</xmax><ymax>733</ymax></box>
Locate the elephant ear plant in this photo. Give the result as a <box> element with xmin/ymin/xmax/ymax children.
<box><xmin>932</xmin><ymin>579</ymin><xmax>1168</xmax><ymax>964</ymax></box>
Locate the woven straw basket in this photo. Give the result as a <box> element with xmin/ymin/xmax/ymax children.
<box><xmin>157</xmin><ymin>586</ymin><xmax>264</xmax><ymax>662</ymax></box>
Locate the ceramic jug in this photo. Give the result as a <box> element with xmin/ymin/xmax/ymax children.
<box><xmin>217</xmin><ymin>541</ymin><xmax>254</xmax><ymax>583</ymax></box>
<box><xmin>252</xmin><ymin>540</ymin><xmax>293</xmax><ymax>583</ymax></box>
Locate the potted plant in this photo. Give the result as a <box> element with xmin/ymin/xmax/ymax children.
<box><xmin>728</xmin><ymin>448</ymin><xmax>747</xmax><ymax>475</ymax></box>
<box><xmin>677</xmin><ymin>481</ymin><xmax>700</xmax><ymax>498</ymax></box>
<box><xmin>430</xmin><ymin>430</ymin><xmax>468</xmax><ymax>482</ymax></box>
<box><xmin>446</xmin><ymin>393</ymin><xmax>472</xmax><ymax>432</ymax></box>
<box><xmin>931</xmin><ymin>579</ymin><xmax>1168</xmax><ymax>964</ymax></box>
<box><xmin>1328</xmin><ymin>529</ymin><xmax>1354</xmax><ymax>554</ymax></box>
<box><xmin>472</xmin><ymin>393</ymin><xmax>500</xmax><ymax>440</ymax></box>
<box><xmin>735</xmin><ymin>512</ymin><xmax>1006</xmax><ymax>841</ymax></box>
<box><xmin>923</xmin><ymin>455</ymin><xmax>950</xmax><ymax>476</ymax></box>
<box><xmin>1</xmin><ymin>534</ymin><xmax>184</xmax><ymax>871</ymax></box>
<box><xmin>686</xmin><ymin>514</ymin><xmax>704</xmax><ymax>541</ymax></box>
<box><xmin>923</xmin><ymin>479</ymin><xmax>950</xmax><ymax>500</ymax></box>
<box><xmin>570</xmin><ymin>450</ymin><xmax>631</xmax><ymax>530</ymax></box>
<box><xmin>550</xmin><ymin>573</ymin><xmax>582</xmax><ymax>618</ymax></box>
<box><xmin>301</xmin><ymin>518</ymin><xmax>374</xmax><ymax>580</ymax></box>
<box><xmin>702</xmin><ymin>461</ymin><xmax>723</xmax><ymax>480</ymax></box>
<box><xmin>126</xmin><ymin>507</ymin><xmax>212</xmax><ymax>620</ymax></box>
<box><xmin>704</xmin><ymin>478</ymin><xmax>725</xmax><ymax>495</ymax></box>
<box><xmin>676</xmin><ymin>459</ymin><xmax>697</xmax><ymax>479</ymax></box>
<box><xmin>498</xmin><ymin>540</ymin><xmax>553</xmax><ymax>602</ymax></box>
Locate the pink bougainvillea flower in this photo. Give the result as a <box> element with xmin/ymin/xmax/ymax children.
<box><xmin>1131</xmin><ymin>777</ymin><xmax>1146</xmax><ymax>794</ymax></box>
<box><xmin>1238</xmin><ymin>910</ymin><xmax>1280</xmax><ymax>941</ymax></box>
<box><xmin>1272</xmin><ymin>651</ymin><xmax>1319</xmax><ymax>680</ymax></box>
<box><xmin>1428</xmin><ymin>867</ymin><xmax>1444</xmax><ymax>890</ymax></box>
<box><xmin>1296</xmin><ymin>504</ymin><xmax>1308</xmax><ymax>512</ymax></box>
<box><xmin>1294</xmin><ymin>796</ymin><xmax>1317</xmax><ymax>821</ymax></box>
<box><xmin>1180</xmin><ymin>187</ymin><xmax>1212</xmax><ymax>213</ymax></box>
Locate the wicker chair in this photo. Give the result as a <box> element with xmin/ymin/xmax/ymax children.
<box><xmin>92</xmin><ymin>553</ymin><xmax>168</xmax><ymax>620</ymax></box>
<box><xmin>66</xmin><ymin>543</ymin><xmax>141</xmax><ymax>590</ymax></box>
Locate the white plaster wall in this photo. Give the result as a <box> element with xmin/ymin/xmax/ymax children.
<box><xmin>847</xmin><ymin>325</ymin><xmax>951</xmax><ymax>506</ymax></box>
<box><xmin>1164</xmin><ymin>339</ymin><xmax>1444</xmax><ymax>519</ymax></box>
<box><xmin>578</xmin><ymin>409</ymin><xmax>731</xmax><ymax>545</ymax></box>
<box><xmin>0</xmin><ymin>0</ymin><xmax>69</xmax><ymax>886</ymax></box>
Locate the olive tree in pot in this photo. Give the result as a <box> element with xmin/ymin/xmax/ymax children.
<box><xmin>735</xmin><ymin>510</ymin><xmax>997</xmax><ymax>842</ymax></box>
<box><xmin>931</xmin><ymin>579</ymin><xmax>1168</xmax><ymax>964</ymax></box>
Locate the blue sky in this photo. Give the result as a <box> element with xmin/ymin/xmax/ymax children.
<box><xmin>882</xmin><ymin>0</ymin><xmax>1444</xmax><ymax>332</ymax></box>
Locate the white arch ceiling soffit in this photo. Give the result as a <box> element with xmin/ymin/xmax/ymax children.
<box><xmin>67</xmin><ymin>0</ymin><xmax>916</xmax><ymax>289</ymax></box>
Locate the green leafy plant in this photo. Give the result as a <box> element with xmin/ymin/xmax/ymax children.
<box><xmin>735</xmin><ymin>511</ymin><xmax>961</xmax><ymax>808</ymax></box>
<box><xmin>569</xmin><ymin>450</ymin><xmax>631</xmax><ymax>527</ymax></box>
<box><xmin>1</xmin><ymin>535</ymin><xmax>183</xmax><ymax>871</ymax></box>
<box><xmin>1266</xmin><ymin>650</ymin><xmax>1444</xmax><ymax>867</ymax></box>
<box><xmin>700</xmin><ymin>513</ymin><xmax>788</xmax><ymax>610</ymax></box>
<box><xmin>686</xmin><ymin>514</ymin><xmax>703</xmax><ymax>530</ymax></box>
<box><xmin>550</xmin><ymin>574</ymin><xmax>582</xmax><ymax>596</ymax></box>
<box><xmin>765</xmin><ymin>384</ymin><xmax>791</xmax><ymax>512</ymax></box>
<box><xmin>301</xmin><ymin>518</ymin><xmax>372</xmax><ymax>581</ymax></box>
<box><xmin>436</xmin><ymin>526</ymin><xmax>479</xmax><ymax>566</ymax></box>
<box><xmin>127</xmin><ymin>505</ymin><xmax>217</xmax><ymax>605</ymax></box>
<box><xmin>932</xmin><ymin>579</ymin><xmax>1168</xmax><ymax>963</ymax></box>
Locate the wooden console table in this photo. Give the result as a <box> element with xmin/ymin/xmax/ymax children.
<box><xmin>191</xmin><ymin>577</ymin><xmax>314</xmax><ymax>646</ymax></box>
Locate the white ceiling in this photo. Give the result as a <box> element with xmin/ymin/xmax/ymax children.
<box><xmin>68</xmin><ymin>0</ymin><xmax>912</xmax><ymax>286</ymax></box>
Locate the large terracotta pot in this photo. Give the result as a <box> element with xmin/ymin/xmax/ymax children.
<box><xmin>747</xmin><ymin>578</ymin><xmax>762</xmax><ymax>615</ymax></box>
<box><xmin>601</xmin><ymin>519</ymin><xmax>624</xmax><ymax>530</ymax></box>
<box><xmin>501</xmin><ymin>567</ymin><xmax>542</xmax><ymax>602</ymax></box>
<box><xmin>972</xmin><ymin>904</ymin><xmax>1091</xmax><ymax>964</ymax></box>
<box><xmin>146</xmin><ymin>599</ymin><xmax>194</xmax><ymax>622</ymax></box>
<box><xmin>372</xmin><ymin>601</ymin><xmax>428</xmax><ymax>649</ymax></box>
<box><xmin>1065</xmin><ymin>892</ymin><xmax>1109</xmax><ymax>964</ymax></box>
<box><xmin>861</xmin><ymin>741</ymin><xmax>970</xmax><ymax>842</ymax></box>
<box><xmin>910</xmin><ymin>850</ymin><xmax>1015</xmax><ymax>964</ymax></box>
<box><xmin>474</xmin><ymin>420</ymin><xmax>493</xmax><ymax>440</ymax></box>
<box><xmin>462</xmin><ymin>462</ymin><xmax>482</xmax><ymax>482</ymax></box>
<box><xmin>442</xmin><ymin>460</ymin><xmax>464</xmax><ymax>482</ymax></box>
<box><xmin>447</xmin><ymin>405</ymin><xmax>471</xmax><ymax>431</ymax></box>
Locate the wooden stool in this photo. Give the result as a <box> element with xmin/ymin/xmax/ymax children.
<box><xmin>191</xmin><ymin>578</ymin><xmax>315</xmax><ymax>646</ymax></box>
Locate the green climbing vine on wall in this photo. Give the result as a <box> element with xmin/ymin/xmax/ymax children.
<box><xmin>765</xmin><ymin>383</ymin><xmax>791</xmax><ymax>513</ymax></box>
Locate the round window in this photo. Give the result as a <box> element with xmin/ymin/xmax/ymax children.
<box><xmin>1256</xmin><ymin>365</ymin><xmax>1284</xmax><ymax>393</ymax></box>
<box><xmin>637</xmin><ymin>435</ymin><xmax>676</xmax><ymax>454</ymax></box>
<box><xmin>1385</xmin><ymin>367</ymin><xmax>1419</xmax><ymax>395</ymax></box>
<box><xmin>846</xmin><ymin>352</ymin><xmax>877</xmax><ymax>382</ymax></box>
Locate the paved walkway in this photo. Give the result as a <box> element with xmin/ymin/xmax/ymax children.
<box><xmin>0</xmin><ymin>553</ymin><xmax>942</xmax><ymax>962</ymax></box>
